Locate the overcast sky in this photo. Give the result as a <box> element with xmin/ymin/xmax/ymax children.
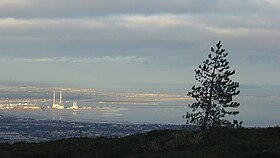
<box><xmin>0</xmin><ymin>0</ymin><xmax>279</xmax><ymax>91</ymax></box>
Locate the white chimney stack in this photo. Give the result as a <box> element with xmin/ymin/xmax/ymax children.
<box><xmin>59</xmin><ymin>91</ymin><xmax>62</xmax><ymax>104</ymax></box>
<box><xmin>53</xmin><ymin>91</ymin><xmax>56</xmax><ymax>105</ymax></box>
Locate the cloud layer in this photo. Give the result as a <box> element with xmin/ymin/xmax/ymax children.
<box><xmin>0</xmin><ymin>0</ymin><xmax>279</xmax><ymax>88</ymax></box>
<box><xmin>0</xmin><ymin>0</ymin><xmax>279</xmax><ymax>18</ymax></box>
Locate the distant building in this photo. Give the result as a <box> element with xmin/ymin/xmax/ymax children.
<box><xmin>67</xmin><ymin>101</ymin><xmax>79</xmax><ymax>110</ymax></box>
<box><xmin>52</xmin><ymin>91</ymin><xmax>64</xmax><ymax>109</ymax></box>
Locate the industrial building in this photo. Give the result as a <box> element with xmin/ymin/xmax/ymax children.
<box><xmin>52</xmin><ymin>91</ymin><xmax>64</xmax><ymax>109</ymax></box>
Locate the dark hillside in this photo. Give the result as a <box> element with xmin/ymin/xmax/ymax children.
<box><xmin>0</xmin><ymin>127</ymin><xmax>279</xmax><ymax>158</ymax></box>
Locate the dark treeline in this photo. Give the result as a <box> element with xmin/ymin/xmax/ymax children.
<box><xmin>0</xmin><ymin>127</ymin><xmax>279</xmax><ymax>158</ymax></box>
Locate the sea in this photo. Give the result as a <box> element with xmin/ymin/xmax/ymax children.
<box><xmin>0</xmin><ymin>83</ymin><xmax>279</xmax><ymax>127</ymax></box>
<box><xmin>0</xmin><ymin>96</ymin><xmax>279</xmax><ymax>127</ymax></box>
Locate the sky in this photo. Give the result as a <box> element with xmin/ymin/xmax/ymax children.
<box><xmin>0</xmin><ymin>0</ymin><xmax>279</xmax><ymax>92</ymax></box>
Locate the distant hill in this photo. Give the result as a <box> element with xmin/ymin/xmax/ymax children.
<box><xmin>0</xmin><ymin>127</ymin><xmax>279</xmax><ymax>158</ymax></box>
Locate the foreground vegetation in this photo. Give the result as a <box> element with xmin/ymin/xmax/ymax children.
<box><xmin>0</xmin><ymin>127</ymin><xmax>279</xmax><ymax>158</ymax></box>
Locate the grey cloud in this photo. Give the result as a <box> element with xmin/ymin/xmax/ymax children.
<box><xmin>0</xmin><ymin>0</ymin><xmax>278</xmax><ymax>18</ymax></box>
<box><xmin>0</xmin><ymin>1</ymin><xmax>279</xmax><ymax>86</ymax></box>
<box><xmin>1</xmin><ymin>15</ymin><xmax>280</xmax><ymax>61</ymax></box>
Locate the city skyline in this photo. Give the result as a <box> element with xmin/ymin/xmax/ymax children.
<box><xmin>0</xmin><ymin>0</ymin><xmax>279</xmax><ymax>91</ymax></box>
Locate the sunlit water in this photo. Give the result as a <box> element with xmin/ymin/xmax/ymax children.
<box><xmin>1</xmin><ymin>96</ymin><xmax>279</xmax><ymax>127</ymax></box>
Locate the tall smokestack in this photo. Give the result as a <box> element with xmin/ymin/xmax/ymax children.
<box><xmin>59</xmin><ymin>91</ymin><xmax>62</xmax><ymax>104</ymax></box>
<box><xmin>53</xmin><ymin>91</ymin><xmax>56</xmax><ymax>105</ymax></box>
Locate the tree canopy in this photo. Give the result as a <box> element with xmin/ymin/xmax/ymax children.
<box><xmin>184</xmin><ymin>41</ymin><xmax>242</xmax><ymax>129</ymax></box>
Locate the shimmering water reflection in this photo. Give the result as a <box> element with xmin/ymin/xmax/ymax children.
<box><xmin>0</xmin><ymin>96</ymin><xmax>279</xmax><ymax>127</ymax></box>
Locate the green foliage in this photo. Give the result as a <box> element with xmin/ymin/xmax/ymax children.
<box><xmin>184</xmin><ymin>41</ymin><xmax>242</xmax><ymax>129</ymax></box>
<box><xmin>0</xmin><ymin>127</ymin><xmax>280</xmax><ymax>158</ymax></box>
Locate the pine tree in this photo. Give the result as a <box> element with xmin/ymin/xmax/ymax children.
<box><xmin>184</xmin><ymin>41</ymin><xmax>242</xmax><ymax>130</ymax></box>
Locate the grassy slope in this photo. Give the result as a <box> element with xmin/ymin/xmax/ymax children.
<box><xmin>0</xmin><ymin>127</ymin><xmax>279</xmax><ymax>158</ymax></box>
